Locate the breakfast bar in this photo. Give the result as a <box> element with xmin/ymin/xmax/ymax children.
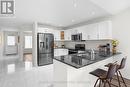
<box><xmin>53</xmin><ymin>52</ymin><xmax>122</xmax><ymax>87</ymax></box>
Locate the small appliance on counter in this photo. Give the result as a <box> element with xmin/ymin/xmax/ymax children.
<box><xmin>61</xmin><ymin>45</ymin><xmax>65</xmax><ymax>48</ymax></box>
<box><xmin>98</xmin><ymin>43</ymin><xmax>110</xmax><ymax>57</ymax></box>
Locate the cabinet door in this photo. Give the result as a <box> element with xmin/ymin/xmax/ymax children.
<box><xmin>98</xmin><ymin>21</ymin><xmax>112</xmax><ymax>39</ymax></box>
<box><xmin>86</xmin><ymin>24</ymin><xmax>99</xmax><ymax>40</ymax></box>
<box><xmin>78</xmin><ymin>26</ymin><xmax>87</xmax><ymax>40</ymax></box>
<box><xmin>64</xmin><ymin>30</ymin><xmax>71</xmax><ymax>40</ymax></box>
<box><xmin>52</xmin><ymin>30</ymin><xmax>60</xmax><ymax>41</ymax></box>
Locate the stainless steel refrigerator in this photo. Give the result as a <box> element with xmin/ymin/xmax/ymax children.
<box><xmin>37</xmin><ymin>33</ymin><xmax>54</xmax><ymax>66</ymax></box>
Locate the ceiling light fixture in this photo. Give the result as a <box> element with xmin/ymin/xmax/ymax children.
<box><xmin>91</xmin><ymin>11</ymin><xmax>95</xmax><ymax>15</ymax></box>
<box><xmin>73</xmin><ymin>0</ymin><xmax>77</xmax><ymax>7</ymax></box>
<box><xmin>74</xmin><ymin>3</ymin><xmax>77</xmax><ymax>7</ymax></box>
<box><xmin>72</xmin><ymin>19</ymin><xmax>75</xmax><ymax>22</ymax></box>
<box><xmin>59</xmin><ymin>24</ymin><xmax>63</xmax><ymax>26</ymax></box>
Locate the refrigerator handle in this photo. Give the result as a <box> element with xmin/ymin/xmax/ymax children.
<box><xmin>40</xmin><ymin>42</ymin><xmax>44</xmax><ymax>48</ymax></box>
<box><xmin>46</xmin><ymin>38</ymin><xmax>48</xmax><ymax>49</ymax></box>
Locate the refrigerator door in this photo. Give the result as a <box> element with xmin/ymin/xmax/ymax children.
<box><xmin>37</xmin><ymin>33</ymin><xmax>54</xmax><ymax>66</ymax></box>
<box><xmin>38</xmin><ymin>53</ymin><xmax>53</xmax><ymax>66</ymax></box>
<box><xmin>44</xmin><ymin>34</ymin><xmax>54</xmax><ymax>53</ymax></box>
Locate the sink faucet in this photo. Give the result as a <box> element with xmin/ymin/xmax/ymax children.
<box><xmin>90</xmin><ymin>49</ymin><xmax>95</xmax><ymax>60</ymax></box>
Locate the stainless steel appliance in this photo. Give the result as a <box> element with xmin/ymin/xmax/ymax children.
<box><xmin>68</xmin><ymin>44</ymin><xmax>85</xmax><ymax>54</ymax></box>
<box><xmin>98</xmin><ymin>43</ymin><xmax>110</xmax><ymax>57</ymax></box>
<box><xmin>71</xmin><ymin>33</ymin><xmax>82</xmax><ymax>41</ymax></box>
<box><xmin>75</xmin><ymin>44</ymin><xmax>85</xmax><ymax>51</ymax></box>
<box><xmin>37</xmin><ymin>33</ymin><xmax>54</xmax><ymax>66</ymax></box>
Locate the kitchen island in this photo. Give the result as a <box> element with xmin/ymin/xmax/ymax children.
<box><xmin>53</xmin><ymin>52</ymin><xmax>122</xmax><ymax>87</ymax></box>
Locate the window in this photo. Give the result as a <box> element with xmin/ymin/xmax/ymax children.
<box><xmin>7</xmin><ymin>36</ymin><xmax>15</xmax><ymax>46</ymax></box>
<box><xmin>25</xmin><ymin>36</ymin><xmax>32</xmax><ymax>48</ymax></box>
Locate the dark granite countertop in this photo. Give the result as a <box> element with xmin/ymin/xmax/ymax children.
<box><xmin>54</xmin><ymin>52</ymin><xmax>121</xmax><ymax>69</ymax></box>
<box><xmin>54</xmin><ymin>47</ymin><xmax>69</xmax><ymax>49</ymax></box>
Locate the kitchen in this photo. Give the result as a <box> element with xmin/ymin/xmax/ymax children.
<box><xmin>33</xmin><ymin>20</ymin><xmax>123</xmax><ymax>87</ymax></box>
<box><xmin>0</xmin><ymin>0</ymin><xmax>130</xmax><ymax>87</ymax></box>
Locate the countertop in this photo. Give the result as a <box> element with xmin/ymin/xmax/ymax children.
<box><xmin>54</xmin><ymin>52</ymin><xmax>121</xmax><ymax>69</ymax></box>
<box><xmin>54</xmin><ymin>47</ymin><xmax>69</xmax><ymax>49</ymax></box>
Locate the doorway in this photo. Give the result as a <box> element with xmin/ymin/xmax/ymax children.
<box><xmin>4</xmin><ymin>31</ymin><xmax>19</xmax><ymax>55</ymax></box>
<box><xmin>23</xmin><ymin>31</ymin><xmax>32</xmax><ymax>62</ymax></box>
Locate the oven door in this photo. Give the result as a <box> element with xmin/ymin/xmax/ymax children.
<box><xmin>69</xmin><ymin>49</ymin><xmax>78</xmax><ymax>54</ymax></box>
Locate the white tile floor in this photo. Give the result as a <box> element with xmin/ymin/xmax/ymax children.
<box><xmin>0</xmin><ymin>58</ymin><xmax>53</xmax><ymax>87</ymax></box>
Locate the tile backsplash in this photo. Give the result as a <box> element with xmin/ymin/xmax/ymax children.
<box><xmin>55</xmin><ymin>40</ymin><xmax>112</xmax><ymax>50</ymax></box>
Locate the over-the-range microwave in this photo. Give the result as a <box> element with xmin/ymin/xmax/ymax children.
<box><xmin>71</xmin><ymin>33</ymin><xmax>82</xmax><ymax>41</ymax></box>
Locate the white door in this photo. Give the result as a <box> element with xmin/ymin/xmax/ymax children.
<box><xmin>4</xmin><ymin>31</ymin><xmax>18</xmax><ymax>55</ymax></box>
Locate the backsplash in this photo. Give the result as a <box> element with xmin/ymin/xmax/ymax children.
<box><xmin>55</xmin><ymin>40</ymin><xmax>112</xmax><ymax>50</ymax></box>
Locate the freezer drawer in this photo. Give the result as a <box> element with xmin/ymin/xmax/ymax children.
<box><xmin>38</xmin><ymin>53</ymin><xmax>53</xmax><ymax>66</ymax></box>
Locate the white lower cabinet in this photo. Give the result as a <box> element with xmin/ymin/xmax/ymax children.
<box><xmin>54</xmin><ymin>56</ymin><xmax>119</xmax><ymax>87</ymax></box>
<box><xmin>54</xmin><ymin>49</ymin><xmax>68</xmax><ymax>56</ymax></box>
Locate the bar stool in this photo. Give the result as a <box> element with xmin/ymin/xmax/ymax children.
<box><xmin>90</xmin><ymin>63</ymin><xmax>118</xmax><ymax>87</ymax></box>
<box><xmin>105</xmin><ymin>57</ymin><xmax>127</xmax><ymax>87</ymax></box>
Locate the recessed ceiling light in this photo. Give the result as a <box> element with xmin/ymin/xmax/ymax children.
<box><xmin>46</xmin><ymin>21</ymin><xmax>50</xmax><ymax>23</ymax></box>
<box><xmin>91</xmin><ymin>12</ymin><xmax>95</xmax><ymax>15</ymax></box>
<box><xmin>59</xmin><ymin>24</ymin><xmax>63</xmax><ymax>26</ymax></box>
<box><xmin>74</xmin><ymin>3</ymin><xmax>77</xmax><ymax>7</ymax></box>
<box><xmin>73</xmin><ymin>0</ymin><xmax>77</xmax><ymax>7</ymax></box>
<box><xmin>72</xmin><ymin>19</ymin><xmax>75</xmax><ymax>22</ymax></box>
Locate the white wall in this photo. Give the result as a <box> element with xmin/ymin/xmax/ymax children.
<box><xmin>112</xmin><ymin>8</ymin><xmax>130</xmax><ymax>79</ymax></box>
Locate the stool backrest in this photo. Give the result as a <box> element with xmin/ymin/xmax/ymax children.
<box><xmin>106</xmin><ymin>64</ymin><xmax>117</xmax><ymax>79</ymax></box>
<box><xmin>119</xmin><ymin>57</ymin><xmax>127</xmax><ymax>69</ymax></box>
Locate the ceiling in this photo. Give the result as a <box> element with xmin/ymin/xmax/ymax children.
<box><xmin>0</xmin><ymin>0</ymin><xmax>130</xmax><ymax>28</ymax></box>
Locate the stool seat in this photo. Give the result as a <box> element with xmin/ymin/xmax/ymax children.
<box><xmin>90</xmin><ymin>68</ymin><xmax>107</xmax><ymax>79</ymax></box>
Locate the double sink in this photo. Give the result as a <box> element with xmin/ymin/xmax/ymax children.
<box><xmin>71</xmin><ymin>50</ymin><xmax>107</xmax><ymax>61</ymax></box>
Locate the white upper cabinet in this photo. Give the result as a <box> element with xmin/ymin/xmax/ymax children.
<box><xmin>64</xmin><ymin>30</ymin><xmax>71</xmax><ymax>40</ymax></box>
<box><xmin>85</xmin><ymin>23</ymin><xmax>99</xmax><ymax>40</ymax></box>
<box><xmin>69</xmin><ymin>20</ymin><xmax>112</xmax><ymax>40</ymax></box>
<box><xmin>38</xmin><ymin>27</ymin><xmax>61</xmax><ymax>41</ymax></box>
<box><xmin>98</xmin><ymin>21</ymin><xmax>112</xmax><ymax>39</ymax></box>
<box><xmin>52</xmin><ymin>30</ymin><xmax>60</xmax><ymax>41</ymax></box>
<box><xmin>38</xmin><ymin>20</ymin><xmax>112</xmax><ymax>41</ymax></box>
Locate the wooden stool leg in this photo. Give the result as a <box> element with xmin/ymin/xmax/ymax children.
<box><xmin>117</xmin><ymin>72</ymin><xmax>121</xmax><ymax>87</ymax></box>
<box><xmin>99</xmin><ymin>79</ymin><xmax>102</xmax><ymax>87</ymax></box>
<box><xmin>104</xmin><ymin>80</ymin><xmax>106</xmax><ymax>87</ymax></box>
<box><xmin>118</xmin><ymin>71</ymin><xmax>127</xmax><ymax>87</ymax></box>
<box><xmin>94</xmin><ymin>78</ymin><xmax>99</xmax><ymax>87</ymax></box>
<box><xmin>106</xmin><ymin>80</ymin><xmax>111</xmax><ymax>87</ymax></box>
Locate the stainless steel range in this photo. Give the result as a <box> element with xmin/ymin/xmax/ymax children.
<box><xmin>68</xmin><ymin>44</ymin><xmax>85</xmax><ymax>54</ymax></box>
